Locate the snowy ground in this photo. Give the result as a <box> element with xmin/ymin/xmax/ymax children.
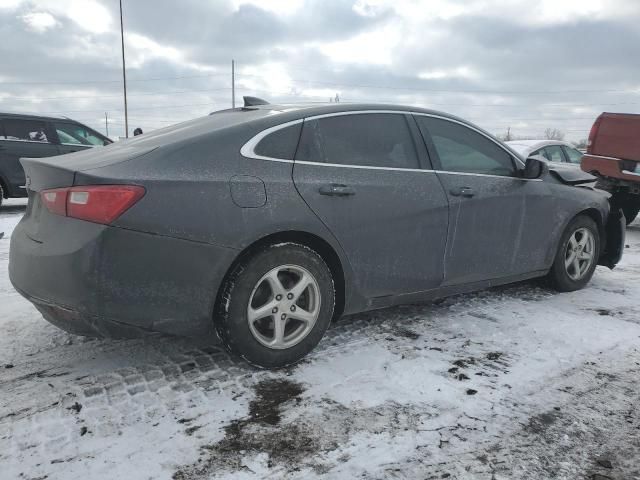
<box><xmin>1</xmin><ymin>198</ymin><xmax>639</xmax><ymax>480</ymax></box>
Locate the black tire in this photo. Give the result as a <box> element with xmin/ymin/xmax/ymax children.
<box><xmin>547</xmin><ymin>215</ymin><xmax>600</xmax><ymax>292</ymax></box>
<box><xmin>215</xmin><ymin>243</ymin><xmax>335</xmax><ymax>369</ymax></box>
<box><xmin>0</xmin><ymin>183</ymin><xmax>4</xmax><ymax>209</ymax></box>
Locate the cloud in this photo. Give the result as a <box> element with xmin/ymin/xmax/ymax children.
<box><xmin>0</xmin><ymin>0</ymin><xmax>639</xmax><ymax>140</ymax></box>
<box><xmin>20</xmin><ymin>11</ymin><xmax>58</xmax><ymax>32</ymax></box>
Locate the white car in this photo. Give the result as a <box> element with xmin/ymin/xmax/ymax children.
<box><xmin>506</xmin><ymin>140</ymin><xmax>584</xmax><ymax>167</ymax></box>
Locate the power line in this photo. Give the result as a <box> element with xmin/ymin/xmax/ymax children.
<box><xmin>7</xmin><ymin>87</ymin><xmax>231</xmax><ymax>101</ymax></box>
<box><xmin>0</xmin><ymin>72</ymin><xmax>230</xmax><ymax>86</ymax></box>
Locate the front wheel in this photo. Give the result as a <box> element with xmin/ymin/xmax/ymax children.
<box><xmin>547</xmin><ymin>215</ymin><xmax>600</xmax><ymax>292</ymax></box>
<box><xmin>215</xmin><ymin>243</ymin><xmax>335</xmax><ymax>369</ymax></box>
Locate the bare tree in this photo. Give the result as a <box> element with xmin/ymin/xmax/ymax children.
<box><xmin>574</xmin><ymin>139</ymin><xmax>588</xmax><ymax>150</ymax></box>
<box><xmin>495</xmin><ymin>127</ymin><xmax>514</xmax><ymax>141</ymax></box>
<box><xmin>544</xmin><ymin>128</ymin><xmax>565</xmax><ymax>141</ymax></box>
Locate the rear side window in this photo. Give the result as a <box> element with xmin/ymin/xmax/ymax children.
<box><xmin>2</xmin><ymin>119</ymin><xmax>50</xmax><ymax>143</ymax></box>
<box><xmin>417</xmin><ymin>116</ymin><xmax>514</xmax><ymax>176</ymax></box>
<box><xmin>253</xmin><ymin>122</ymin><xmax>302</xmax><ymax>160</ymax></box>
<box><xmin>296</xmin><ymin>113</ymin><xmax>419</xmax><ymax>169</ymax></box>
<box><xmin>54</xmin><ymin>122</ymin><xmax>108</xmax><ymax>146</ymax></box>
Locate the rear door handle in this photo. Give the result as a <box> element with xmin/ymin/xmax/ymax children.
<box><xmin>449</xmin><ymin>186</ymin><xmax>475</xmax><ymax>197</ymax></box>
<box><xmin>319</xmin><ymin>183</ymin><xmax>356</xmax><ymax>197</ymax></box>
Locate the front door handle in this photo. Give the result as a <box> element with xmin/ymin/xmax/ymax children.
<box><xmin>449</xmin><ymin>186</ymin><xmax>475</xmax><ymax>197</ymax></box>
<box><xmin>319</xmin><ymin>183</ymin><xmax>356</xmax><ymax>197</ymax></box>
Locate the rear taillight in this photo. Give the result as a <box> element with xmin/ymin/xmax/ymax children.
<box><xmin>40</xmin><ymin>188</ymin><xmax>68</xmax><ymax>216</ymax></box>
<box><xmin>587</xmin><ymin>114</ymin><xmax>603</xmax><ymax>154</ymax></box>
<box><xmin>40</xmin><ymin>185</ymin><xmax>145</xmax><ymax>224</ymax></box>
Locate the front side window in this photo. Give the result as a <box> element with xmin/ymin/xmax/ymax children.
<box><xmin>531</xmin><ymin>148</ymin><xmax>549</xmax><ymax>160</ymax></box>
<box><xmin>54</xmin><ymin>122</ymin><xmax>107</xmax><ymax>146</ymax></box>
<box><xmin>2</xmin><ymin>119</ymin><xmax>50</xmax><ymax>142</ymax></box>
<box><xmin>563</xmin><ymin>146</ymin><xmax>583</xmax><ymax>164</ymax></box>
<box><xmin>543</xmin><ymin>145</ymin><xmax>565</xmax><ymax>162</ymax></box>
<box><xmin>417</xmin><ymin>116</ymin><xmax>515</xmax><ymax>176</ymax></box>
<box><xmin>296</xmin><ymin>113</ymin><xmax>419</xmax><ymax>169</ymax></box>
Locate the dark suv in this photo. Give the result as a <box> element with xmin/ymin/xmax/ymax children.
<box><xmin>0</xmin><ymin>112</ymin><xmax>112</xmax><ymax>207</ymax></box>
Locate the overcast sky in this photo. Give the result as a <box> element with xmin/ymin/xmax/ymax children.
<box><xmin>1</xmin><ymin>0</ymin><xmax>639</xmax><ymax>141</ymax></box>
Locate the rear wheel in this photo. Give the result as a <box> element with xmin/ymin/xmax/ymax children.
<box><xmin>547</xmin><ymin>215</ymin><xmax>600</xmax><ymax>292</ymax></box>
<box><xmin>216</xmin><ymin>243</ymin><xmax>335</xmax><ymax>368</ymax></box>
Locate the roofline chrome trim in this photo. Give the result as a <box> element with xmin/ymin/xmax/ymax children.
<box><xmin>240</xmin><ymin>109</ymin><xmax>525</xmax><ymax>168</ymax></box>
<box><xmin>239</xmin><ymin>119</ymin><xmax>303</xmax><ymax>162</ymax></box>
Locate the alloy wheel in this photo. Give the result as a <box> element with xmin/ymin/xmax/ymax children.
<box><xmin>564</xmin><ymin>227</ymin><xmax>595</xmax><ymax>281</ymax></box>
<box><xmin>247</xmin><ymin>264</ymin><xmax>321</xmax><ymax>349</ymax></box>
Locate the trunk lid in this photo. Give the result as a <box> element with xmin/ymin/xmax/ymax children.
<box><xmin>19</xmin><ymin>144</ymin><xmax>156</xmax><ymax>242</ymax></box>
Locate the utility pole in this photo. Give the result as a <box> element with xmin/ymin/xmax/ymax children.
<box><xmin>104</xmin><ymin>112</ymin><xmax>109</xmax><ymax>137</ymax></box>
<box><xmin>231</xmin><ymin>59</ymin><xmax>236</xmax><ymax>108</ymax></box>
<box><xmin>119</xmin><ymin>0</ymin><xmax>129</xmax><ymax>138</ymax></box>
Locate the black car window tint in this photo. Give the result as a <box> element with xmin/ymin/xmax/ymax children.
<box><xmin>297</xmin><ymin>113</ymin><xmax>419</xmax><ymax>169</ymax></box>
<box><xmin>253</xmin><ymin>123</ymin><xmax>302</xmax><ymax>160</ymax></box>
<box><xmin>418</xmin><ymin>116</ymin><xmax>514</xmax><ymax>176</ymax></box>
<box><xmin>3</xmin><ymin>119</ymin><xmax>50</xmax><ymax>143</ymax></box>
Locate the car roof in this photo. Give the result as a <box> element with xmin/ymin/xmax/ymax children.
<box><xmin>505</xmin><ymin>139</ymin><xmax>572</xmax><ymax>154</ymax></box>
<box><xmin>216</xmin><ymin>101</ymin><xmax>471</xmax><ymax>121</ymax></box>
<box><xmin>210</xmin><ymin>101</ymin><xmax>498</xmax><ymax>139</ymax></box>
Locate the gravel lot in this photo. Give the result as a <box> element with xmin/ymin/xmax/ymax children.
<box><xmin>1</xmin><ymin>198</ymin><xmax>639</xmax><ymax>480</ymax></box>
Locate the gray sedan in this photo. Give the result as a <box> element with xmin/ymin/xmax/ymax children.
<box><xmin>506</xmin><ymin>139</ymin><xmax>585</xmax><ymax>167</ymax></box>
<box><xmin>9</xmin><ymin>100</ymin><xmax>624</xmax><ymax>368</ymax></box>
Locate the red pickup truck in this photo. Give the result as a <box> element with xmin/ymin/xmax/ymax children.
<box><xmin>581</xmin><ymin>112</ymin><xmax>640</xmax><ymax>224</ymax></box>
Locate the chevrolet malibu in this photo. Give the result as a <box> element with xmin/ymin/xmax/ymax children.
<box><xmin>9</xmin><ymin>100</ymin><xmax>625</xmax><ymax>368</ymax></box>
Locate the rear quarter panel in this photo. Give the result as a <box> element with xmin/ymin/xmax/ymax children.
<box><xmin>73</xmin><ymin>122</ymin><xmax>360</xmax><ymax>311</ymax></box>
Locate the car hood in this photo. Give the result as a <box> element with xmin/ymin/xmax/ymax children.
<box><xmin>549</xmin><ymin>163</ymin><xmax>596</xmax><ymax>185</ymax></box>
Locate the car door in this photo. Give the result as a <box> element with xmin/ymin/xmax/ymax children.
<box><xmin>0</xmin><ymin>118</ymin><xmax>59</xmax><ymax>196</ymax></box>
<box><xmin>292</xmin><ymin>112</ymin><xmax>449</xmax><ymax>299</ymax></box>
<box><xmin>415</xmin><ymin>115</ymin><xmax>555</xmax><ymax>286</ymax></box>
<box><xmin>51</xmin><ymin>121</ymin><xmax>109</xmax><ymax>155</ymax></box>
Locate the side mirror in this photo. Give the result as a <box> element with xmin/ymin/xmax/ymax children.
<box><xmin>522</xmin><ymin>155</ymin><xmax>548</xmax><ymax>179</ymax></box>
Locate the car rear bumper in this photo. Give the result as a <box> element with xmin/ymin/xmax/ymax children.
<box><xmin>9</xmin><ymin>218</ymin><xmax>239</xmax><ymax>338</ymax></box>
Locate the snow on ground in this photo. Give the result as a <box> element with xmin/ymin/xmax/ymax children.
<box><xmin>1</xmin><ymin>199</ymin><xmax>639</xmax><ymax>479</ymax></box>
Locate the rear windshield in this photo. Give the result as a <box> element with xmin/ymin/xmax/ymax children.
<box><xmin>122</xmin><ymin>108</ymin><xmax>279</xmax><ymax>149</ymax></box>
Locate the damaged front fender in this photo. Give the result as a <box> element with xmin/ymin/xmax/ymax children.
<box><xmin>598</xmin><ymin>208</ymin><xmax>625</xmax><ymax>269</ymax></box>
